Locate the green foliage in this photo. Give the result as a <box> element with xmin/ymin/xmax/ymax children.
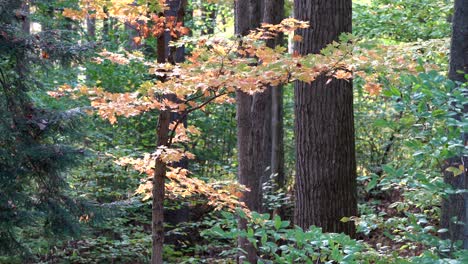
<box><xmin>354</xmin><ymin>67</ymin><xmax>466</xmax><ymax>259</ymax></box>
<box><xmin>204</xmin><ymin>210</ymin><xmax>382</xmax><ymax>263</ymax></box>
<box><xmin>353</xmin><ymin>0</ymin><xmax>453</xmax><ymax>42</ymax></box>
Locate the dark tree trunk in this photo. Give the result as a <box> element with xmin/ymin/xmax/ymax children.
<box><xmin>441</xmin><ymin>0</ymin><xmax>468</xmax><ymax>250</ymax></box>
<box><xmin>102</xmin><ymin>7</ymin><xmax>109</xmax><ymax>41</ymax></box>
<box><xmin>293</xmin><ymin>0</ymin><xmax>357</xmax><ymax>237</ymax></box>
<box><xmin>235</xmin><ymin>0</ymin><xmax>264</xmax><ymax>262</ymax></box>
<box><xmin>151</xmin><ymin>30</ymin><xmax>169</xmax><ymax>264</ymax></box>
<box><xmin>151</xmin><ymin>113</ymin><xmax>169</xmax><ymax>264</ymax></box>
<box><xmin>263</xmin><ymin>0</ymin><xmax>285</xmax><ymax>206</ymax></box>
<box><xmin>152</xmin><ymin>2</ymin><xmax>188</xmax><ymax>263</ymax></box>
<box><xmin>86</xmin><ymin>16</ymin><xmax>96</xmax><ymax>39</ymax></box>
<box><xmin>21</xmin><ymin>1</ymin><xmax>30</xmax><ymax>35</ymax></box>
<box><xmin>448</xmin><ymin>0</ymin><xmax>468</xmax><ymax>83</ymax></box>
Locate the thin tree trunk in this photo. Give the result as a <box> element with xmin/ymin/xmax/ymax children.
<box><xmin>86</xmin><ymin>16</ymin><xmax>96</xmax><ymax>39</ymax></box>
<box><xmin>21</xmin><ymin>1</ymin><xmax>30</xmax><ymax>35</ymax></box>
<box><xmin>293</xmin><ymin>0</ymin><xmax>357</xmax><ymax>237</ymax></box>
<box><xmin>103</xmin><ymin>7</ymin><xmax>109</xmax><ymax>41</ymax></box>
<box><xmin>151</xmin><ymin>31</ymin><xmax>169</xmax><ymax>264</ymax></box>
<box><xmin>263</xmin><ymin>0</ymin><xmax>285</xmax><ymax>208</ymax></box>
<box><xmin>441</xmin><ymin>0</ymin><xmax>468</xmax><ymax>250</ymax></box>
<box><xmin>151</xmin><ymin>2</ymin><xmax>188</xmax><ymax>262</ymax></box>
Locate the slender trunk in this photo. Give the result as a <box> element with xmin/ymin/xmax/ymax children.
<box><xmin>151</xmin><ymin>30</ymin><xmax>169</xmax><ymax>264</ymax></box>
<box><xmin>151</xmin><ymin>114</ymin><xmax>169</xmax><ymax>264</ymax></box>
<box><xmin>21</xmin><ymin>1</ymin><xmax>30</xmax><ymax>35</ymax></box>
<box><xmin>263</xmin><ymin>0</ymin><xmax>285</xmax><ymax>207</ymax></box>
<box><xmin>86</xmin><ymin>15</ymin><xmax>96</xmax><ymax>39</ymax></box>
<box><xmin>271</xmin><ymin>85</ymin><xmax>284</xmax><ymax>187</ymax></box>
<box><xmin>103</xmin><ymin>7</ymin><xmax>109</xmax><ymax>41</ymax></box>
<box><xmin>151</xmin><ymin>2</ymin><xmax>188</xmax><ymax>262</ymax></box>
<box><xmin>441</xmin><ymin>0</ymin><xmax>468</xmax><ymax>250</ymax></box>
<box><xmin>293</xmin><ymin>0</ymin><xmax>357</xmax><ymax>237</ymax></box>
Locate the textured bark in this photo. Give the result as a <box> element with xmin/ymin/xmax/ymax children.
<box><xmin>448</xmin><ymin>0</ymin><xmax>468</xmax><ymax>83</ymax></box>
<box><xmin>263</xmin><ymin>0</ymin><xmax>285</xmax><ymax>192</ymax></box>
<box><xmin>151</xmin><ymin>110</ymin><xmax>170</xmax><ymax>264</ymax></box>
<box><xmin>293</xmin><ymin>0</ymin><xmax>357</xmax><ymax>236</ymax></box>
<box><xmin>151</xmin><ymin>29</ymin><xmax>169</xmax><ymax>264</ymax></box>
<box><xmin>235</xmin><ymin>0</ymin><xmax>264</xmax><ymax>263</ymax></box>
<box><xmin>441</xmin><ymin>0</ymin><xmax>468</xmax><ymax>250</ymax></box>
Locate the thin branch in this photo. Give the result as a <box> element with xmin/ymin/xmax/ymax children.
<box><xmin>167</xmin><ymin>90</ymin><xmax>227</xmax><ymax>147</ymax></box>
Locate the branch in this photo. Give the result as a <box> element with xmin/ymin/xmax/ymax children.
<box><xmin>167</xmin><ymin>90</ymin><xmax>227</xmax><ymax>147</ymax></box>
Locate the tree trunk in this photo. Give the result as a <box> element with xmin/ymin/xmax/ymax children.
<box><xmin>151</xmin><ymin>111</ymin><xmax>170</xmax><ymax>264</ymax></box>
<box><xmin>21</xmin><ymin>1</ymin><xmax>30</xmax><ymax>35</ymax></box>
<box><xmin>235</xmin><ymin>1</ymin><xmax>264</xmax><ymax>262</ymax></box>
<box><xmin>86</xmin><ymin>15</ymin><xmax>96</xmax><ymax>40</ymax></box>
<box><xmin>102</xmin><ymin>7</ymin><xmax>109</xmax><ymax>41</ymax></box>
<box><xmin>151</xmin><ymin>2</ymin><xmax>187</xmax><ymax>262</ymax></box>
<box><xmin>151</xmin><ymin>29</ymin><xmax>169</xmax><ymax>264</ymax></box>
<box><xmin>293</xmin><ymin>0</ymin><xmax>357</xmax><ymax>237</ymax></box>
<box><xmin>263</xmin><ymin>0</ymin><xmax>285</xmax><ymax>207</ymax></box>
<box><xmin>441</xmin><ymin>0</ymin><xmax>468</xmax><ymax>250</ymax></box>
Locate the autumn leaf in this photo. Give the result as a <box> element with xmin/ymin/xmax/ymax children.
<box><xmin>292</xmin><ymin>35</ymin><xmax>303</xmax><ymax>42</ymax></box>
<box><xmin>364</xmin><ymin>82</ymin><xmax>382</xmax><ymax>96</ymax></box>
<box><xmin>133</xmin><ymin>36</ymin><xmax>142</xmax><ymax>45</ymax></box>
<box><xmin>333</xmin><ymin>69</ymin><xmax>352</xmax><ymax>80</ymax></box>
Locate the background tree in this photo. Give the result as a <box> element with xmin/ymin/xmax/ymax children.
<box><xmin>293</xmin><ymin>0</ymin><xmax>357</xmax><ymax>236</ymax></box>
<box><xmin>263</xmin><ymin>0</ymin><xmax>285</xmax><ymax>215</ymax></box>
<box><xmin>235</xmin><ymin>0</ymin><xmax>265</xmax><ymax>262</ymax></box>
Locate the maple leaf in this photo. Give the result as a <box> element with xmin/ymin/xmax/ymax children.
<box><xmin>333</xmin><ymin>69</ymin><xmax>352</xmax><ymax>80</ymax></box>
<box><xmin>364</xmin><ymin>82</ymin><xmax>382</xmax><ymax>96</ymax></box>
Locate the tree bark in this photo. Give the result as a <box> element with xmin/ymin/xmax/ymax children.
<box><xmin>235</xmin><ymin>0</ymin><xmax>264</xmax><ymax>263</ymax></box>
<box><xmin>263</xmin><ymin>0</ymin><xmax>285</xmax><ymax>202</ymax></box>
<box><xmin>441</xmin><ymin>0</ymin><xmax>468</xmax><ymax>250</ymax></box>
<box><xmin>293</xmin><ymin>0</ymin><xmax>357</xmax><ymax>237</ymax></box>
<box><xmin>151</xmin><ymin>110</ymin><xmax>170</xmax><ymax>264</ymax></box>
<box><xmin>151</xmin><ymin>28</ymin><xmax>169</xmax><ymax>264</ymax></box>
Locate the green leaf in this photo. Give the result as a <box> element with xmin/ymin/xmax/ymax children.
<box><xmin>365</xmin><ymin>175</ymin><xmax>379</xmax><ymax>192</ymax></box>
<box><xmin>340</xmin><ymin>217</ymin><xmax>350</xmax><ymax>223</ymax></box>
<box><xmin>446</xmin><ymin>165</ymin><xmax>464</xmax><ymax>177</ymax></box>
<box><xmin>274</xmin><ymin>215</ymin><xmax>282</xmax><ymax>230</ymax></box>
